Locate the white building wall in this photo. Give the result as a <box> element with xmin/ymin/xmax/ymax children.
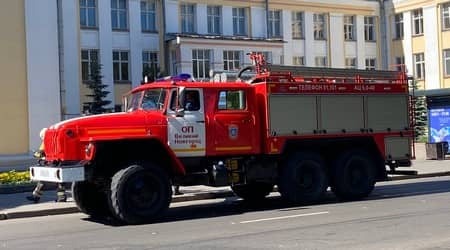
<box><xmin>61</xmin><ymin>0</ymin><xmax>81</xmax><ymax>118</ymax></box>
<box><xmin>197</xmin><ymin>4</ymin><xmax>207</xmax><ymax>34</ymax></box>
<box><xmin>402</xmin><ymin>11</ymin><xmax>413</xmax><ymax>76</ymax></box>
<box><xmin>423</xmin><ymin>5</ymin><xmax>440</xmax><ymax>89</ymax></box>
<box><xmin>330</xmin><ymin>13</ymin><xmax>344</xmax><ymax>68</ymax></box>
<box><xmin>129</xmin><ymin>0</ymin><xmax>143</xmax><ymax>88</ymax></box>
<box><xmin>344</xmin><ymin>42</ymin><xmax>358</xmax><ymax>57</ymax></box>
<box><xmin>80</xmin><ymin>30</ymin><xmax>99</xmax><ymax>48</ymax></box>
<box><xmin>165</xmin><ymin>0</ymin><xmax>179</xmax><ymax>33</ymax></box>
<box><xmin>98</xmin><ymin>0</ymin><xmax>115</xmax><ymax>109</ymax></box>
<box><xmin>251</xmin><ymin>6</ymin><xmax>266</xmax><ymax>38</ymax></box>
<box><xmin>222</xmin><ymin>6</ymin><xmax>233</xmax><ymax>36</ymax></box>
<box><xmin>25</xmin><ymin>0</ymin><xmax>61</xmax><ymax>150</ymax></box>
<box><xmin>356</xmin><ymin>15</ymin><xmax>366</xmax><ymax>69</ymax></box>
<box><xmin>304</xmin><ymin>11</ymin><xmax>315</xmax><ymax>66</ymax></box>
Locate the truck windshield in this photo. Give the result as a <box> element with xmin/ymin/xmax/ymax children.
<box><xmin>126</xmin><ymin>88</ymin><xmax>167</xmax><ymax>112</ymax></box>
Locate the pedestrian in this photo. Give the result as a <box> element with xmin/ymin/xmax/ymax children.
<box><xmin>26</xmin><ymin>128</ymin><xmax>67</xmax><ymax>203</ymax></box>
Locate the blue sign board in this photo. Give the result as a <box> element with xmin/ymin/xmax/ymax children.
<box><xmin>429</xmin><ymin>107</ymin><xmax>450</xmax><ymax>152</ymax></box>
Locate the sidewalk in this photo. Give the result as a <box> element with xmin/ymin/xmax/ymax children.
<box><xmin>1</xmin><ymin>143</ymin><xmax>449</xmax><ymax>221</ymax></box>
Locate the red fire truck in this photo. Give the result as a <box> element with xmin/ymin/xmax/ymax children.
<box><xmin>30</xmin><ymin>54</ymin><xmax>414</xmax><ymax>224</ymax></box>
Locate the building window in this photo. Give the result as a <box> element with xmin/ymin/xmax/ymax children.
<box><xmin>181</xmin><ymin>3</ymin><xmax>195</xmax><ymax>33</ymax></box>
<box><xmin>364</xmin><ymin>16</ymin><xmax>376</xmax><ymax>41</ymax></box>
<box><xmin>223</xmin><ymin>51</ymin><xmax>242</xmax><ymax>71</ymax></box>
<box><xmin>394</xmin><ymin>13</ymin><xmax>404</xmax><ymax>39</ymax></box>
<box><xmin>412</xmin><ymin>9</ymin><xmax>423</xmax><ymax>35</ymax></box>
<box><xmin>192</xmin><ymin>49</ymin><xmax>211</xmax><ymax>79</ymax></box>
<box><xmin>313</xmin><ymin>13</ymin><xmax>327</xmax><ymax>40</ymax></box>
<box><xmin>141</xmin><ymin>0</ymin><xmax>157</xmax><ymax>32</ymax></box>
<box><xmin>113</xmin><ymin>51</ymin><xmax>129</xmax><ymax>81</ymax></box>
<box><xmin>111</xmin><ymin>0</ymin><xmax>128</xmax><ymax>30</ymax></box>
<box><xmin>344</xmin><ymin>15</ymin><xmax>356</xmax><ymax>41</ymax></box>
<box><xmin>315</xmin><ymin>56</ymin><xmax>327</xmax><ymax>67</ymax></box>
<box><xmin>442</xmin><ymin>3</ymin><xmax>450</xmax><ymax>30</ymax></box>
<box><xmin>81</xmin><ymin>49</ymin><xmax>99</xmax><ymax>81</ymax></box>
<box><xmin>365</xmin><ymin>58</ymin><xmax>376</xmax><ymax>70</ymax></box>
<box><xmin>395</xmin><ymin>56</ymin><xmax>405</xmax><ymax>71</ymax></box>
<box><xmin>80</xmin><ymin>0</ymin><xmax>97</xmax><ymax>28</ymax></box>
<box><xmin>207</xmin><ymin>6</ymin><xmax>221</xmax><ymax>35</ymax></box>
<box><xmin>142</xmin><ymin>51</ymin><xmax>158</xmax><ymax>80</ymax></box>
<box><xmin>268</xmin><ymin>10</ymin><xmax>282</xmax><ymax>38</ymax></box>
<box><xmin>414</xmin><ymin>53</ymin><xmax>425</xmax><ymax>79</ymax></box>
<box><xmin>345</xmin><ymin>58</ymin><xmax>357</xmax><ymax>69</ymax></box>
<box><xmin>292</xmin><ymin>11</ymin><xmax>304</xmax><ymax>39</ymax></box>
<box><xmin>233</xmin><ymin>7</ymin><xmax>248</xmax><ymax>36</ymax></box>
<box><xmin>293</xmin><ymin>56</ymin><xmax>304</xmax><ymax>66</ymax></box>
<box><xmin>444</xmin><ymin>49</ymin><xmax>450</xmax><ymax>76</ymax></box>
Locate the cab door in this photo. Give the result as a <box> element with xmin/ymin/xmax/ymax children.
<box><xmin>167</xmin><ymin>88</ymin><xmax>206</xmax><ymax>157</ymax></box>
<box><xmin>211</xmin><ymin>89</ymin><xmax>258</xmax><ymax>155</ymax></box>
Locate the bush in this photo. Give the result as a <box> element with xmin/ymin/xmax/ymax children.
<box><xmin>0</xmin><ymin>170</ymin><xmax>30</xmax><ymax>184</ymax></box>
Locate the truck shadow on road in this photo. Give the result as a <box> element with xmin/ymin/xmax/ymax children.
<box><xmin>85</xmin><ymin>179</ymin><xmax>450</xmax><ymax>226</ymax></box>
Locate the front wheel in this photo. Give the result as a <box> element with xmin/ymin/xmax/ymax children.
<box><xmin>109</xmin><ymin>164</ymin><xmax>172</xmax><ymax>224</ymax></box>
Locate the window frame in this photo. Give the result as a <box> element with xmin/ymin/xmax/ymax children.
<box><xmin>223</xmin><ymin>50</ymin><xmax>243</xmax><ymax>71</ymax></box>
<box><xmin>181</xmin><ymin>3</ymin><xmax>196</xmax><ymax>33</ymax></box>
<box><xmin>207</xmin><ymin>5</ymin><xmax>222</xmax><ymax>35</ymax></box>
<box><xmin>394</xmin><ymin>13</ymin><xmax>404</xmax><ymax>39</ymax></box>
<box><xmin>111</xmin><ymin>0</ymin><xmax>128</xmax><ymax>30</ymax></box>
<box><xmin>315</xmin><ymin>56</ymin><xmax>328</xmax><ymax>67</ymax></box>
<box><xmin>313</xmin><ymin>13</ymin><xmax>327</xmax><ymax>40</ymax></box>
<box><xmin>142</xmin><ymin>51</ymin><xmax>159</xmax><ymax>80</ymax></box>
<box><xmin>365</xmin><ymin>58</ymin><xmax>377</xmax><ymax>70</ymax></box>
<box><xmin>292</xmin><ymin>11</ymin><xmax>304</xmax><ymax>39</ymax></box>
<box><xmin>364</xmin><ymin>16</ymin><xmax>376</xmax><ymax>41</ymax></box>
<box><xmin>268</xmin><ymin>10</ymin><xmax>282</xmax><ymax>38</ymax></box>
<box><xmin>395</xmin><ymin>56</ymin><xmax>405</xmax><ymax>71</ymax></box>
<box><xmin>344</xmin><ymin>15</ymin><xmax>356</xmax><ymax>41</ymax></box>
<box><xmin>345</xmin><ymin>57</ymin><xmax>357</xmax><ymax>69</ymax></box>
<box><xmin>442</xmin><ymin>3</ymin><xmax>450</xmax><ymax>30</ymax></box>
<box><xmin>192</xmin><ymin>49</ymin><xmax>211</xmax><ymax>79</ymax></box>
<box><xmin>113</xmin><ymin>50</ymin><xmax>130</xmax><ymax>82</ymax></box>
<box><xmin>232</xmin><ymin>7</ymin><xmax>248</xmax><ymax>36</ymax></box>
<box><xmin>80</xmin><ymin>0</ymin><xmax>97</xmax><ymax>29</ymax></box>
<box><xmin>412</xmin><ymin>9</ymin><xmax>424</xmax><ymax>36</ymax></box>
<box><xmin>81</xmin><ymin>49</ymin><xmax>99</xmax><ymax>82</ymax></box>
<box><xmin>141</xmin><ymin>0</ymin><xmax>157</xmax><ymax>32</ymax></box>
<box><xmin>413</xmin><ymin>53</ymin><xmax>425</xmax><ymax>79</ymax></box>
<box><xmin>444</xmin><ymin>49</ymin><xmax>450</xmax><ymax>77</ymax></box>
<box><xmin>217</xmin><ymin>90</ymin><xmax>246</xmax><ymax>111</ymax></box>
<box><xmin>293</xmin><ymin>56</ymin><xmax>305</xmax><ymax>66</ymax></box>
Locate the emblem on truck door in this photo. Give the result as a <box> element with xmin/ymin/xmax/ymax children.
<box><xmin>229</xmin><ymin>125</ymin><xmax>238</xmax><ymax>139</ymax></box>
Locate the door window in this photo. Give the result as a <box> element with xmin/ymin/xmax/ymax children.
<box><xmin>218</xmin><ymin>90</ymin><xmax>246</xmax><ymax>110</ymax></box>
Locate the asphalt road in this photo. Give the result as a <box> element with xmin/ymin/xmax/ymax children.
<box><xmin>1</xmin><ymin>176</ymin><xmax>450</xmax><ymax>250</ymax></box>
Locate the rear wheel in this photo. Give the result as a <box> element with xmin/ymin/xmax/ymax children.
<box><xmin>231</xmin><ymin>182</ymin><xmax>274</xmax><ymax>201</ymax></box>
<box><xmin>109</xmin><ymin>164</ymin><xmax>172</xmax><ymax>224</ymax></box>
<box><xmin>72</xmin><ymin>181</ymin><xmax>110</xmax><ymax>218</ymax></box>
<box><xmin>278</xmin><ymin>152</ymin><xmax>328</xmax><ymax>204</ymax></box>
<box><xmin>331</xmin><ymin>150</ymin><xmax>376</xmax><ymax>201</ymax></box>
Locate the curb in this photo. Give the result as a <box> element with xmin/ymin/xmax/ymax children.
<box><xmin>1</xmin><ymin>171</ymin><xmax>450</xmax><ymax>221</ymax></box>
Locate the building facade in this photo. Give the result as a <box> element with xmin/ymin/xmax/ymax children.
<box><xmin>4</xmin><ymin>0</ymin><xmax>448</xmax><ymax>158</ymax></box>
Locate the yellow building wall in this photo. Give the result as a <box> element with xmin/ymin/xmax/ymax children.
<box><xmin>0</xmin><ymin>0</ymin><xmax>29</xmax><ymax>154</ymax></box>
<box><xmin>114</xmin><ymin>84</ymin><xmax>132</xmax><ymax>110</ymax></box>
<box><xmin>411</xmin><ymin>36</ymin><xmax>425</xmax><ymax>54</ymax></box>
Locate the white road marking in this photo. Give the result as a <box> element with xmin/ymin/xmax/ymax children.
<box><xmin>239</xmin><ymin>211</ymin><xmax>329</xmax><ymax>224</ymax></box>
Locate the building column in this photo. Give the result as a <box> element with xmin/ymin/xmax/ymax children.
<box><xmin>423</xmin><ymin>5</ymin><xmax>440</xmax><ymax>90</ymax></box>
<box><xmin>98</xmin><ymin>0</ymin><xmax>115</xmax><ymax>109</ymax></box>
<box><xmin>329</xmin><ymin>13</ymin><xmax>344</xmax><ymax>68</ymax></box>
<box><xmin>356</xmin><ymin>15</ymin><xmax>366</xmax><ymax>69</ymax></box>
<box><xmin>304</xmin><ymin>11</ymin><xmax>314</xmax><ymax>67</ymax></box>
<box><xmin>129</xmin><ymin>0</ymin><xmax>143</xmax><ymax>88</ymax></box>
<box><xmin>402</xmin><ymin>11</ymin><xmax>413</xmax><ymax>76</ymax></box>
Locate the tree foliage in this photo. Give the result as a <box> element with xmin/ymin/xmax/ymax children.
<box><xmin>84</xmin><ymin>62</ymin><xmax>111</xmax><ymax>114</ymax></box>
<box><xmin>410</xmin><ymin>80</ymin><xmax>428</xmax><ymax>140</ymax></box>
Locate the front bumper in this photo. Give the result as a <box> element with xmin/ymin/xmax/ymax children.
<box><xmin>30</xmin><ymin>165</ymin><xmax>86</xmax><ymax>183</ymax></box>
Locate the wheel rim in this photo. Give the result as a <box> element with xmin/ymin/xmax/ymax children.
<box><xmin>125</xmin><ymin>173</ymin><xmax>160</xmax><ymax>212</ymax></box>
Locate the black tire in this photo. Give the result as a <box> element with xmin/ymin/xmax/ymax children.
<box><xmin>278</xmin><ymin>152</ymin><xmax>328</xmax><ymax>204</ymax></box>
<box><xmin>231</xmin><ymin>182</ymin><xmax>274</xmax><ymax>201</ymax></box>
<box><xmin>109</xmin><ymin>164</ymin><xmax>172</xmax><ymax>224</ymax></box>
<box><xmin>331</xmin><ymin>150</ymin><xmax>376</xmax><ymax>201</ymax></box>
<box><xmin>72</xmin><ymin>181</ymin><xmax>110</xmax><ymax>218</ymax></box>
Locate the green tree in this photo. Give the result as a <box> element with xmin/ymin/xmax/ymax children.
<box><xmin>84</xmin><ymin>61</ymin><xmax>111</xmax><ymax>114</ymax></box>
<box><xmin>410</xmin><ymin>80</ymin><xmax>428</xmax><ymax>141</ymax></box>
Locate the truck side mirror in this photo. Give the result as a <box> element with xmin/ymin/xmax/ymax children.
<box><xmin>175</xmin><ymin>108</ymin><xmax>185</xmax><ymax>117</ymax></box>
